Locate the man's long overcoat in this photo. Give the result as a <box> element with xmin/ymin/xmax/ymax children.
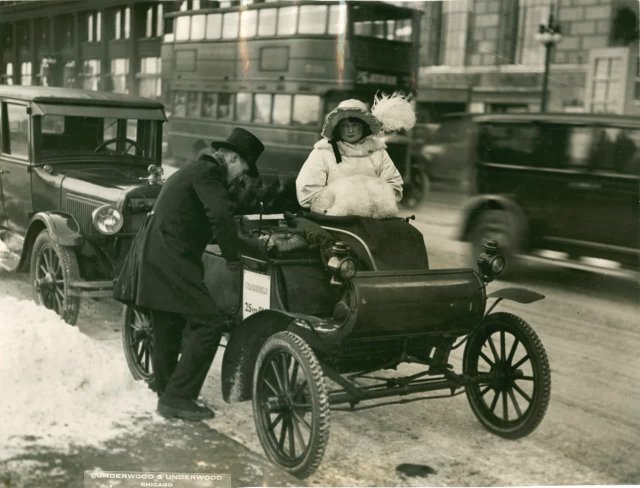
<box><xmin>114</xmin><ymin>155</ymin><xmax>238</xmax><ymax>315</ymax></box>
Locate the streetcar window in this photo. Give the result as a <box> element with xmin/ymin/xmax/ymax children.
<box><xmin>240</xmin><ymin>9</ymin><xmax>257</xmax><ymax>38</ymax></box>
<box><xmin>385</xmin><ymin>20</ymin><xmax>395</xmax><ymax>40</ymax></box>
<box><xmin>175</xmin><ymin>16</ymin><xmax>190</xmax><ymax>40</ymax></box>
<box><xmin>173</xmin><ymin>91</ymin><xmax>187</xmax><ymax>117</ymax></box>
<box><xmin>191</xmin><ymin>14</ymin><xmax>206</xmax><ymax>40</ymax></box>
<box><xmin>277</xmin><ymin>6</ymin><xmax>297</xmax><ymax>36</ymax></box>
<box><xmin>273</xmin><ymin>94</ymin><xmax>292</xmax><ymax>125</ymax></box>
<box><xmin>292</xmin><ymin>95</ymin><xmax>320</xmax><ymax>126</ymax></box>
<box><xmin>258</xmin><ymin>8</ymin><xmax>277</xmax><ymax>36</ymax></box>
<box><xmin>328</xmin><ymin>4</ymin><xmax>347</xmax><ymax>35</ymax></box>
<box><xmin>354</xmin><ymin>21</ymin><xmax>372</xmax><ymax>37</ymax></box>
<box><xmin>222</xmin><ymin>11</ymin><xmax>239</xmax><ymax>39</ymax></box>
<box><xmin>236</xmin><ymin>92</ymin><xmax>252</xmax><ymax>122</ymax></box>
<box><xmin>395</xmin><ymin>19</ymin><xmax>413</xmax><ymax>41</ymax></box>
<box><xmin>254</xmin><ymin>93</ymin><xmax>272</xmax><ymax>123</ymax></box>
<box><xmin>299</xmin><ymin>5</ymin><xmax>327</xmax><ymax>34</ymax></box>
<box><xmin>206</xmin><ymin>13</ymin><xmax>222</xmax><ymax>39</ymax></box>
<box><xmin>218</xmin><ymin>93</ymin><xmax>234</xmax><ymax>120</ymax></box>
<box><xmin>186</xmin><ymin>92</ymin><xmax>200</xmax><ymax>117</ymax></box>
<box><xmin>201</xmin><ymin>92</ymin><xmax>217</xmax><ymax>118</ymax></box>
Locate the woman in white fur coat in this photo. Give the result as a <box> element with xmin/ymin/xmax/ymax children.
<box><xmin>296</xmin><ymin>99</ymin><xmax>404</xmax><ymax>211</ymax></box>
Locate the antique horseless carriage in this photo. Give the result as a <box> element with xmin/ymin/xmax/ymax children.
<box><xmin>122</xmin><ymin>173</ymin><xmax>551</xmax><ymax>478</ymax></box>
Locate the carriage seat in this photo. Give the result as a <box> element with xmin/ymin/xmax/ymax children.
<box><xmin>303</xmin><ymin>212</ymin><xmax>429</xmax><ymax>271</ymax></box>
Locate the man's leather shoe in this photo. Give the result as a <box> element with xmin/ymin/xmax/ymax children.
<box><xmin>157</xmin><ymin>400</ymin><xmax>215</xmax><ymax>421</ymax></box>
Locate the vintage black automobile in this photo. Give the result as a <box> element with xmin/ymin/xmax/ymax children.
<box><xmin>122</xmin><ymin>173</ymin><xmax>551</xmax><ymax>477</ymax></box>
<box><xmin>0</xmin><ymin>86</ymin><xmax>166</xmax><ymax>324</ymax></box>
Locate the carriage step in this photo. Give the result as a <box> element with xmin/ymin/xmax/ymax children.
<box><xmin>68</xmin><ymin>280</ymin><xmax>114</xmax><ymax>297</ymax></box>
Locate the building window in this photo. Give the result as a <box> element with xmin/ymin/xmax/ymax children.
<box><xmin>139</xmin><ymin>57</ymin><xmax>162</xmax><ymax>98</ymax></box>
<box><xmin>236</xmin><ymin>92</ymin><xmax>252</xmax><ymax>121</ymax></box>
<box><xmin>3</xmin><ymin>62</ymin><xmax>14</xmax><ymax>85</ymax></box>
<box><xmin>87</xmin><ymin>11</ymin><xmax>102</xmax><ymax>42</ymax></box>
<box><xmin>517</xmin><ymin>3</ymin><xmax>550</xmax><ymax>65</ymax></box>
<box><xmin>145</xmin><ymin>4</ymin><xmax>164</xmax><ymax>37</ymax></box>
<box><xmin>111</xmin><ymin>58</ymin><xmax>129</xmax><ymax>93</ymax></box>
<box><xmin>590</xmin><ymin>56</ymin><xmax>624</xmax><ymax>112</ymax></box>
<box><xmin>20</xmin><ymin>61</ymin><xmax>32</xmax><ymax>86</ymax></box>
<box><xmin>82</xmin><ymin>59</ymin><xmax>101</xmax><ymax>90</ymax></box>
<box><xmin>114</xmin><ymin>8</ymin><xmax>130</xmax><ymax>40</ymax></box>
<box><xmin>441</xmin><ymin>0</ymin><xmax>471</xmax><ymax>66</ymax></box>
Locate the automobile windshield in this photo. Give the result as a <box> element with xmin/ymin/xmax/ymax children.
<box><xmin>38</xmin><ymin>114</ymin><xmax>159</xmax><ymax>162</ymax></box>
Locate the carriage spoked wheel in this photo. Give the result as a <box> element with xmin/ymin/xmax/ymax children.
<box><xmin>463</xmin><ymin>312</ymin><xmax>550</xmax><ymax>439</ymax></box>
<box><xmin>252</xmin><ymin>331</ymin><xmax>330</xmax><ymax>478</ymax></box>
<box><xmin>122</xmin><ymin>306</ymin><xmax>155</xmax><ymax>383</ymax></box>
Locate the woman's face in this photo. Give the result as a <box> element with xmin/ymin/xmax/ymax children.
<box><xmin>339</xmin><ymin>118</ymin><xmax>365</xmax><ymax>143</ymax></box>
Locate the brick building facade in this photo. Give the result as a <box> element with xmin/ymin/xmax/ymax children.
<box><xmin>417</xmin><ymin>0</ymin><xmax>640</xmax><ymax>121</ymax></box>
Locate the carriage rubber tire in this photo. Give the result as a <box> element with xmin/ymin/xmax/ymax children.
<box><xmin>463</xmin><ymin>312</ymin><xmax>550</xmax><ymax>439</ymax></box>
<box><xmin>252</xmin><ymin>331</ymin><xmax>330</xmax><ymax>479</ymax></box>
<box><xmin>30</xmin><ymin>230</ymin><xmax>81</xmax><ymax>325</ymax></box>
<box><xmin>469</xmin><ymin>209</ymin><xmax>520</xmax><ymax>278</ymax></box>
<box><xmin>122</xmin><ymin>305</ymin><xmax>156</xmax><ymax>384</ymax></box>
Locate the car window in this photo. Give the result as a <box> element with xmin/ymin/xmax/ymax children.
<box><xmin>478</xmin><ymin>123</ymin><xmax>540</xmax><ymax>166</ymax></box>
<box><xmin>589</xmin><ymin>126</ymin><xmax>640</xmax><ymax>175</ymax></box>
<box><xmin>39</xmin><ymin>114</ymin><xmax>155</xmax><ymax>160</ymax></box>
<box><xmin>6</xmin><ymin>103</ymin><xmax>29</xmax><ymax>158</ymax></box>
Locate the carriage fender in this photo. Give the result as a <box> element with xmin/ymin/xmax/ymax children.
<box><xmin>459</xmin><ymin>194</ymin><xmax>527</xmax><ymax>242</ymax></box>
<box><xmin>221</xmin><ymin>310</ymin><xmax>297</xmax><ymax>404</ymax></box>
<box><xmin>487</xmin><ymin>287</ymin><xmax>545</xmax><ymax>304</ymax></box>
<box><xmin>221</xmin><ymin>309</ymin><xmax>339</xmax><ymax>403</ymax></box>
<box><xmin>17</xmin><ymin>212</ymin><xmax>83</xmax><ymax>272</ymax></box>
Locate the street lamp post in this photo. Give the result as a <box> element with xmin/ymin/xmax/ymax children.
<box><xmin>535</xmin><ymin>12</ymin><xmax>562</xmax><ymax>112</ymax></box>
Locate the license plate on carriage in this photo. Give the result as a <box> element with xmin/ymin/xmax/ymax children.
<box><xmin>243</xmin><ymin>270</ymin><xmax>271</xmax><ymax>319</ymax></box>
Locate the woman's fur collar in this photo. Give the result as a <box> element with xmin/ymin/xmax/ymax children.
<box><xmin>313</xmin><ymin>135</ymin><xmax>387</xmax><ymax>156</ymax></box>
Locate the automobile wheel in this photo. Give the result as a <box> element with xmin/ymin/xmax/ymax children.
<box><xmin>401</xmin><ymin>165</ymin><xmax>430</xmax><ymax>210</ymax></box>
<box><xmin>30</xmin><ymin>230</ymin><xmax>80</xmax><ymax>325</ymax></box>
<box><xmin>463</xmin><ymin>312</ymin><xmax>551</xmax><ymax>439</ymax></box>
<box><xmin>469</xmin><ymin>209</ymin><xmax>520</xmax><ymax>276</ymax></box>
<box><xmin>252</xmin><ymin>331</ymin><xmax>330</xmax><ymax>478</ymax></box>
<box><xmin>122</xmin><ymin>306</ymin><xmax>155</xmax><ymax>383</ymax></box>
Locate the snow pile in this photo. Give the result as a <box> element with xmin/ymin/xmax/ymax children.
<box><xmin>0</xmin><ymin>296</ymin><xmax>156</xmax><ymax>458</ymax></box>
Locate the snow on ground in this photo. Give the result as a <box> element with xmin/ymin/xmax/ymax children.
<box><xmin>0</xmin><ymin>295</ymin><xmax>156</xmax><ymax>460</ymax></box>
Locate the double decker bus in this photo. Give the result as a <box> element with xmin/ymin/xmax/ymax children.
<box><xmin>162</xmin><ymin>0</ymin><xmax>423</xmax><ymax>209</ymax></box>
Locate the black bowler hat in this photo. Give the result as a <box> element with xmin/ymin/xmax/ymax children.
<box><xmin>211</xmin><ymin>128</ymin><xmax>264</xmax><ymax>177</ymax></box>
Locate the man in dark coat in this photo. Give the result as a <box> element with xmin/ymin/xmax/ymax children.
<box><xmin>114</xmin><ymin>127</ymin><xmax>264</xmax><ymax>420</ymax></box>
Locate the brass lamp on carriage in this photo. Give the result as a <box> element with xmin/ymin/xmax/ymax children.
<box><xmin>325</xmin><ymin>241</ymin><xmax>357</xmax><ymax>285</ymax></box>
<box><xmin>476</xmin><ymin>239</ymin><xmax>506</xmax><ymax>282</ymax></box>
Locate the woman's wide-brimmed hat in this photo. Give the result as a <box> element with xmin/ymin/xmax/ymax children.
<box><xmin>211</xmin><ymin>127</ymin><xmax>264</xmax><ymax>177</ymax></box>
<box><xmin>321</xmin><ymin>99</ymin><xmax>383</xmax><ymax>140</ymax></box>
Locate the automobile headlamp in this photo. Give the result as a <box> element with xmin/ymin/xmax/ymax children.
<box><xmin>476</xmin><ymin>240</ymin><xmax>505</xmax><ymax>282</ymax></box>
<box><xmin>92</xmin><ymin>205</ymin><xmax>124</xmax><ymax>235</ymax></box>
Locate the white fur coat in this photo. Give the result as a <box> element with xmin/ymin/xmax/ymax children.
<box><xmin>296</xmin><ymin>136</ymin><xmax>404</xmax><ymax>212</ymax></box>
<box><xmin>310</xmin><ymin>174</ymin><xmax>399</xmax><ymax>218</ymax></box>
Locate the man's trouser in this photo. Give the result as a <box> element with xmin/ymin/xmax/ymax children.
<box><xmin>150</xmin><ymin>310</ymin><xmax>222</xmax><ymax>406</ymax></box>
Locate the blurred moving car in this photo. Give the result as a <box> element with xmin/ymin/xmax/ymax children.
<box><xmin>413</xmin><ymin>114</ymin><xmax>475</xmax><ymax>193</ymax></box>
<box><xmin>0</xmin><ymin>86</ymin><xmax>166</xmax><ymax>324</ymax></box>
<box><xmin>458</xmin><ymin>113</ymin><xmax>640</xmax><ymax>276</ymax></box>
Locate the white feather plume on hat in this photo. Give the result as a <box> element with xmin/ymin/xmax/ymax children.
<box><xmin>371</xmin><ymin>91</ymin><xmax>416</xmax><ymax>133</ymax></box>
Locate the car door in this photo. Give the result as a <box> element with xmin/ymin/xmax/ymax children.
<box><xmin>577</xmin><ymin>125</ymin><xmax>640</xmax><ymax>255</ymax></box>
<box><xmin>0</xmin><ymin>101</ymin><xmax>33</xmax><ymax>233</ymax></box>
